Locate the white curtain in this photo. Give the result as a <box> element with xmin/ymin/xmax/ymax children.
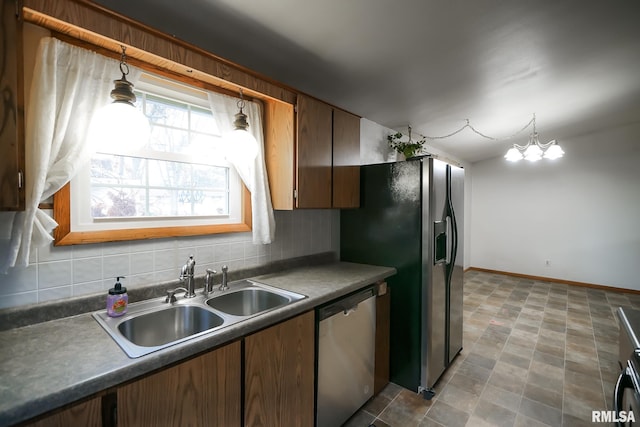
<box><xmin>2</xmin><ymin>38</ymin><xmax>141</xmax><ymax>273</ymax></box>
<box><xmin>208</xmin><ymin>92</ymin><xmax>275</xmax><ymax>244</ymax></box>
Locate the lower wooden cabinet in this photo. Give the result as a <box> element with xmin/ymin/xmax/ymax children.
<box><xmin>117</xmin><ymin>340</ymin><xmax>241</xmax><ymax>427</ymax></box>
<box><xmin>244</xmin><ymin>311</ymin><xmax>315</xmax><ymax>427</ymax></box>
<box><xmin>21</xmin><ymin>396</ymin><xmax>102</xmax><ymax>427</ymax></box>
<box><xmin>18</xmin><ymin>310</ymin><xmax>324</xmax><ymax>427</ymax></box>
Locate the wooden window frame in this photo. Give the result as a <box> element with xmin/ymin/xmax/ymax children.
<box><xmin>53</xmin><ymin>182</ymin><xmax>251</xmax><ymax>245</ymax></box>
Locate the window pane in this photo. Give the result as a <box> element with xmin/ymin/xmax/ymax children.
<box><xmin>146</xmin><ymin>95</ymin><xmax>189</xmax><ymax>129</ymax></box>
<box><xmin>192</xmin><ymin>107</ymin><xmax>219</xmax><ymax>134</ymax></box>
<box><xmin>90</xmin><ymin>154</ymin><xmax>229</xmax><ymax>219</ymax></box>
<box><xmin>91</xmin><ymin>187</ymin><xmax>143</xmax><ymax>218</ymax></box>
<box><xmin>148</xmin><ymin>125</ymin><xmax>189</xmax><ymax>153</ymax></box>
<box><xmin>148</xmin><ymin>189</ymin><xmax>228</xmax><ymax>216</ymax></box>
<box><xmin>90</xmin><ymin>155</ymin><xmax>145</xmax><ymax>186</ymax></box>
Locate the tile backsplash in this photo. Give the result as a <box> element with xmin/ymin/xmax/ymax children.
<box><xmin>0</xmin><ymin>209</ymin><xmax>340</xmax><ymax>309</ymax></box>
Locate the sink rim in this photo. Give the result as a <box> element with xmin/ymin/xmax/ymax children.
<box><xmin>93</xmin><ymin>298</ymin><xmax>232</xmax><ymax>358</ymax></box>
<box><xmin>116</xmin><ymin>304</ymin><xmax>225</xmax><ymax>348</ymax></box>
<box><xmin>205</xmin><ymin>286</ymin><xmax>296</xmax><ymax>316</ymax></box>
<box><xmin>93</xmin><ymin>279</ymin><xmax>306</xmax><ymax>358</ymax></box>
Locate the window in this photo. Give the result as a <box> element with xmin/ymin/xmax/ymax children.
<box><xmin>55</xmin><ymin>73</ymin><xmax>251</xmax><ymax>245</ymax></box>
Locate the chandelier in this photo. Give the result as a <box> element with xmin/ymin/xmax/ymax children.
<box><xmin>504</xmin><ymin>114</ymin><xmax>564</xmax><ymax>162</ymax></box>
<box><xmin>392</xmin><ymin>113</ymin><xmax>564</xmax><ymax>163</ymax></box>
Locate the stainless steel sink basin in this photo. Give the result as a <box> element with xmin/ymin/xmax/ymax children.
<box><xmin>93</xmin><ymin>279</ymin><xmax>306</xmax><ymax>358</ymax></box>
<box><xmin>206</xmin><ymin>288</ymin><xmax>290</xmax><ymax>316</ymax></box>
<box><xmin>117</xmin><ymin>305</ymin><xmax>224</xmax><ymax>347</ymax></box>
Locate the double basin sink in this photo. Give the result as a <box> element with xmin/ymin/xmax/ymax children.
<box><xmin>93</xmin><ymin>279</ymin><xmax>306</xmax><ymax>358</ymax></box>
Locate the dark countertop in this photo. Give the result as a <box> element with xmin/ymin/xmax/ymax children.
<box><xmin>0</xmin><ymin>261</ymin><xmax>395</xmax><ymax>426</ymax></box>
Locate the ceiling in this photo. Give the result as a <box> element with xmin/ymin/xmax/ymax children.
<box><xmin>94</xmin><ymin>0</ymin><xmax>640</xmax><ymax>163</ymax></box>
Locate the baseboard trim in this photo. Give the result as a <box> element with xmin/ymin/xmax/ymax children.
<box><xmin>466</xmin><ymin>267</ymin><xmax>640</xmax><ymax>295</ymax></box>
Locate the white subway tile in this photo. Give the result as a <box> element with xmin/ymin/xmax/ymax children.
<box><xmin>38</xmin><ymin>286</ymin><xmax>72</xmax><ymax>303</ymax></box>
<box><xmin>131</xmin><ymin>251</ymin><xmax>154</xmax><ymax>275</ymax></box>
<box><xmin>154</xmin><ymin>249</ymin><xmax>178</xmax><ymax>271</ymax></box>
<box><xmin>72</xmin><ymin>257</ymin><xmax>103</xmax><ymax>284</ymax></box>
<box><xmin>39</xmin><ymin>243</ymin><xmax>72</xmax><ymax>262</ymax></box>
<box><xmin>195</xmin><ymin>245</ymin><xmax>215</xmax><ymax>265</ymax></box>
<box><xmin>0</xmin><ymin>264</ymin><xmax>37</xmax><ymax>295</ymax></box>
<box><xmin>103</xmin><ymin>241</ymin><xmax>129</xmax><ymax>255</ymax></box>
<box><xmin>153</xmin><ymin>238</ymin><xmax>176</xmax><ymax>251</ymax></box>
<box><xmin>103</xmin><ymin>254</ymin><xmax>130</xmax><ymax>280</ymax></box>
<box><xmin>129</xmin><ymin>240</ymin><xmax>156</xmax><ymax>253</ymax></box>
<box><xmin>214</xmin><ymin>243</ymin><xmax>244</xmax><ymax>262</ymax></box>
<box><xmin>126</xmin><ymin>272</ymin><xmax>155</xmax><ymax>288</ymax></box>
<box><xmin>38</xmin><ymin>261</ymin><xmax>72</xmax><ymax>289</ymax></box>
<box><xmin>73</xmin><ymin>280</ymin><xmax>104</xmax><ymax>297</ymax></box>
<box><xmin>154</xmin><ymin>268</ymin><xmax>178</xmax><ymax>283</ymax></box>
<box><xmin>73</xmin><ymin>243</ymin><xmax>103</xmax><ymax>259</ymax></box>
<box><xmin>0</xmin><ymin>292</ymin><xmax>38</xmax><ymax>309</ymax></box>
<box><xmin>244</xmin><ymin>242</ymin><xmax>258</xmax><ymax>258</ymax></box>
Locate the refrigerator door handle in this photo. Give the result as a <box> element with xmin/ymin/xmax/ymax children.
<box><xmin>445</xmin><ymin>216</ymin><xmax>452</xmax><ymax>265</ymax></box>
<box><xmin>433</xmin><ymin>220</ymin><xmax>447</xmax><ymax>265</ymax></box>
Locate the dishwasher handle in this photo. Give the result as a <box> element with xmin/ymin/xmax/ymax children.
<box><xmin>318</xmin><ymin>287</ymin><xmax>375</xmax><ymax>321</ymax></box>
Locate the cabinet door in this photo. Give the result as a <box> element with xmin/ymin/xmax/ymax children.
<box><xmin>296</xmin><ymin>94</ymin><xmax>332</xmax><ymax>208</ymax></box>
<box><xmin>0</xmin><ymin>0</ymin><xmax>25</xmax><ymax>211</ymax></box>
<box><xmin>21</xmin><ymin>396</ymin><xmax>101</xmax><ymax>427</ymax></box>
<box><xmin>264</xmin><ymin>101</ymin><xmax>295</xmax><ymax>210</ymax></box>
<box><xmin>332</xmin><ymin>109</ymin><xmax>360</xmax><ymax>208</ymax></box>
<box><xmin>117</xmin><ymin>341</ymin><xmax>241</xmax><ymax>427</ymax></box>
<box><xmin>245</xmin><ymin>311</ymin><xmax>315</xmax><ymax>427</ymax></box>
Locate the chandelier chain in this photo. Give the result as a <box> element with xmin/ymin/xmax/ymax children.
<box><xmin>415</xmin><ymin>115</ymin><xmax>536</xmax><ymax>142</ymax></box>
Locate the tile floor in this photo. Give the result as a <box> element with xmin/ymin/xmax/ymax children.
<box><xmin>345</xmin><ymin>269</ymin><xmax>640</xmax><ymax>426</ymax></box>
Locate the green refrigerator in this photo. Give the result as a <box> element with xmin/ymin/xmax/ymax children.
<box><xmin>341</xmin><ymin>157</ymin><xmax>464</xmax><ymax>397</ymax></box>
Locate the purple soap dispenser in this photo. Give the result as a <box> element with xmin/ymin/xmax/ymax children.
<box><xmin>106</xmin><ymin>276</ymin><xmax>128</xmax><ymax>317</ymax></box>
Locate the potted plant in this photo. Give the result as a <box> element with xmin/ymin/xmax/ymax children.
<box><xmin>387</xmin><ymin>131</ymin><xmax>426</xmax><ymax>159</ymax></box>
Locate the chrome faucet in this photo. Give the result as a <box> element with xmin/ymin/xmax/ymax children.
<box><xmin>204</xmin><ymin>268</ymin><xmax>217</xmax><ymax>296</ymax></box>
<box><xmin>178</xmin><ymin>255</ymin><xmax>197</xmax><ymax>298</ymax></box>
<box><xmin>219</xmin><ymin>265</ymin><xmax>229</xmax><ymax>291</ymax></box>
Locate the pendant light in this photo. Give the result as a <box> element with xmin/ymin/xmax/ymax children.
<box><xmin>224</xmin><ymin>89</ymin><xmax>258</xmax><ymax>161</ymax></box>
<box><xmin>89</xmin><ymin>45</ymin><xmax>150</xmax><ymax>153</ymax></box>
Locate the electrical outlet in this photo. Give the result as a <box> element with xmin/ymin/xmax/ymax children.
<box><xmin>545</xmin><ymin>260</ymin><xmax>551</xmax><ymax>267</ymax></box>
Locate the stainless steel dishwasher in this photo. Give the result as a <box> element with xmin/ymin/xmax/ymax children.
<box><xmin>317</xmin><ymin>286</ymin><xmax>376</xmax><ymax>427</ymax></box>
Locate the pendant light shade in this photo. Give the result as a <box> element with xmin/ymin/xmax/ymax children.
<box><xmin>523</xmin><ymin>139</ymin><xmax>543</xmax><ymax>162</ymax></box>
<box><xmin>89</xmin><ymin>45</ymin><xmax>149</xmax><ymax>153</ymax></box>
<box><xmin>224</xmin><ymin>89</ymin><xmax>258</xmax><ymax>161</ymax></box>
<box><xmin>504</xmin><ymin>147</ymin><xmax>523</xmax><ymax>162</ymax></box>
<box><xmin>543</xmin><ymin>143</ymin><xmax>565</xmax><ymax>160</ymax></box>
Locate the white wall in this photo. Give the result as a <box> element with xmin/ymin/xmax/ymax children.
<box><xmin>470</xmin><ymin>122</ymin><xmax>640</xmax><ymax>290</ymax></box>
<box><xmin>0</xmin><ymin>209</ymin><xmax>340</xmax><ymax>309</ymax></box>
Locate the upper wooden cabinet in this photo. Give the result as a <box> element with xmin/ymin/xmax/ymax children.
<box><xmin>0</xmin><ymin>0</ymin><xmax>26</xmax><ymax>211</ymax></box>
<box><xmin>265</xmin><ymin>94</ymin><xmax>360</xmax><ymax>210</ymax></box>
<box><xmin>332</xmin><ymin>108</ymin><xmax>361</xmax><ymax>208</ymax></box>
<box><xmin>296</xmin><ymin>95</ymin><xmax>334</xmax><ymax>208</ymax></box>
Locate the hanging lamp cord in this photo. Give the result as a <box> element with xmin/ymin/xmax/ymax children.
<box><xmin>411</xmin><ymin>115</ymin><xmax>537</xmax><ymax>142</ymax></box>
